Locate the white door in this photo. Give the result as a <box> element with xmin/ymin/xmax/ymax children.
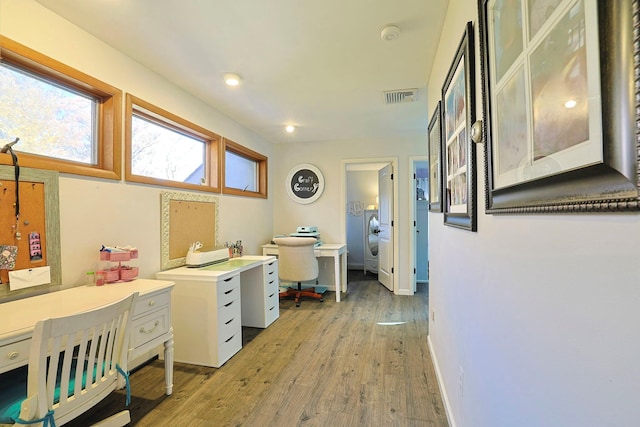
<box><xmin>378</xmin><ymin>163</ymin><xmax>394</xmax><ymax>291</ymax></box>
<box><xmin>416</xmin><ymin>200</ymin><xmax>429</xmax><ymax>282</ymax></box>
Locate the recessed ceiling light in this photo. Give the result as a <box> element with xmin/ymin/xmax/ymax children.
<box><xmin>285</xmin><ymin>125</ymin><xmax>295</xmax><ymax>133</ymax></box>
<box><xmin>224</xmin><ymin>73</ymin><xmax>241</xmax><ymax>86</ymax></box>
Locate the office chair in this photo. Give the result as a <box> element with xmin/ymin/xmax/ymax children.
<box><xmin>0</xmin><ymin>292</ymin><xmax>138</xmax><ymax>427</ymax></box>
<box><xmin>274</xmin><ymin>237</ymin><xmax>323</xmax><ymax>307</ymax></box>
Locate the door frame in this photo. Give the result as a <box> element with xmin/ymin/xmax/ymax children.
<box><xmin>341</xmin><ymin>157</ymin><xmax>398</xmax><ymax>294</ymax></box>
<box><xmin>410</xmin><ymin>156</ymin><xmax>428</xmax><ymax>293</ymax></box>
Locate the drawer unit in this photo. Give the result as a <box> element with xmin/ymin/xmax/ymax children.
<box><xmin>241</xmin><ymin>259</ymin><xmax>279</xmax><ymax>328</ymax></box>
<box><xmin>155</xmin><ymin>256</ymin><xmax>278</xmax><ymax>369</ymax></box>
<box><xmin>0</xmin><ymin>338</ymin><xmax>31</xmax><ymax>372</ymax></box>
<box><xmin>159</xmin><ymin>272</ymin><xmax>242</xmax><ymax>368</ymax></box>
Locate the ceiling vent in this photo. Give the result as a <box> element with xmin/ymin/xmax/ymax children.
<box><xmin>384</xmin><ymin>88</ymin><xmax>418</xmax><ymax>104</ymax></box>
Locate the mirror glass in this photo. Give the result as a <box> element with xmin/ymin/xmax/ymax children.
<box><xmin>367</xmin><ymin>213</ymin><xmax>379</xmax><ymax>256</ymax></box>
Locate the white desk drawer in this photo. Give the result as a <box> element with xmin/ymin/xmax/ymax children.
<box><xmin>133</xmin><ymin>290</ymin><xmax>171</xmax><ymax>318</ymax></box>
<box><xmin>265</xmin><ymin>304</ymin><xmax>279</xmax><ymax>326</ymax></box>
<box><xmin>132</xmin><ymin>306</ymin><xmax>171</xmax><ymax>348</ymax></box>
<box><xmin>0</xmin><ymin>339</ymin><xmax>31</xmax><ymax>372</ymax></box>
<box><xmin>217</xmin><ymin>276</ymin><xmax>240</xmax><ymax>306</ymax></box>
<box><xmin>266</xmin><ymin>288</ymin><xmax>279</xmax><ymax>306</ymax></box>
<box><xmin>217</xmin><ymin>329</ymin><xmax>242</xmax><ymax>366</ymax></box>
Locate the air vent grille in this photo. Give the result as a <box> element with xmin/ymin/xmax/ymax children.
<box><xmin>384</xmin><ymin>88</ymin><xmax>418</xmax><ymax>104</ymax></box>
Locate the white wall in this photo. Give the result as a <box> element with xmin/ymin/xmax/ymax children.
<box><xmin>273</xmin><ymin>137</ymin><xmax>426</xmax><ymax>295</ymax></box>
<box><xmin>0</xmin><ymin>0</ymin><xmax>275</xmax><ymax>287</ymax></box>
<box><xmin>427</xmin><ymin>1</ymin><xmax>640</xmax><ymax>426</ymax></box>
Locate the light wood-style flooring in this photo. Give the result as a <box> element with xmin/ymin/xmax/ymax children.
<box><xmin>67</xmin><ymin>271</ymin><xmax>448</xmax><ymax>426</ymax></box>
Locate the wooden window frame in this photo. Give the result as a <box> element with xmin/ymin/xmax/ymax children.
<box><xmin>125</xmin><ymin>94</ymin><xmax>221</xmax><ymax>192</ymax></box>
<box><xmin>222</xmin><ymin>137</ymin><xmax>268</xmax><ymax>199</ymax></box>
<box><xmin>0</xmin><ymin>36</ymin><xmax>122</xmax><ymax>179</ymax></box>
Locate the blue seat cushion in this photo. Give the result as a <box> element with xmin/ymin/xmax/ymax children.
<box><xmin>0</xmin><ymin>365</ymin><xmax>27</xmax><ymax>423</ymax></box>
<box><xmin>0</xmin><ymin>359</ymin><xmax>92</xmax><ymax>424</ymax></box>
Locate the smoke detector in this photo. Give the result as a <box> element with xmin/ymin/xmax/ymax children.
<box><xmin>380</xmin><ymin>25</ymin><xmax>400</xmax><ymax>42</ymax></box>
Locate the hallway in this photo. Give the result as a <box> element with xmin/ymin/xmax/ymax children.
<box><xmin>67</xmin><ymin>273</ymin><xmax>447</xmax><ymax>426</ymax></box>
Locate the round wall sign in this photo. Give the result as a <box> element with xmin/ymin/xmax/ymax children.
<box><xmin>286</xmin><ymin>163</ymin><xmax>325</xmax><ymax>204</ymax></box>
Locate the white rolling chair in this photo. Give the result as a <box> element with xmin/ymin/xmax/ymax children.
<box><xmin>0</xmin><ymin>292</ymin><xmax>138</xmax><ymax>427</ymax></box>
<box><xmin>274</xmin><ymin>237</ymin><xmax>323</xmax><ymax>307</ymax></box>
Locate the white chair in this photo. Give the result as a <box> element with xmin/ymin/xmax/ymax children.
<box><xmin>274</xmin><ymin>237</ymin><xmax>323</xmax><ymax>307</ymax></box>
<box><xmin>0</xmin><ymin>292</ymin><xmax>138</xmax><ymax>427</ymax></box>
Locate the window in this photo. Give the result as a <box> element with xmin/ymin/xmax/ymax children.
<box><xmin>125</xmin><ymin>94</ymin><xmax>221</xmax><ymax>192</ymax></box>
<box><xmin>222</xmin><ymin>138</ymin><xmax>267</xmax><ymax>198</ymax></box>
<box><xmin>0</xmin><ymin>36</ymin><xmax>122</xmax><ymax>179</ymax></box>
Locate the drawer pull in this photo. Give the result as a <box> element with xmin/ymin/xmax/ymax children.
<box><xmin>269</xmin><ymin>306</ymin><xmax>275</xmax><ymax>311</ymax></box>
<box><xmin>268</xmin><ymin>293</ymin><xmax>275</xmax><ymax>298</ymax></box>
<box><xmin>225</xmin><ymin>334</ymin><xmax>236</xmax><ymax>343</ymax></box>
<box><xmin>140</xmin><ymin>321</ymin><xmax>160</xmax><ymax>334</ymax></box>
<box><xmin>268</xmin><ymin>271</ymin><xmax>274</xmax><ymax>276</ymax></box>
<box><xmin>147</xmin><ymin>300</ymin><xmax>155</xmax><ymax>307</ymax></box>
<box><xmin>225</xmin><ymin>318</ymin><xmax>234</xmax><ymax>325</ymax></box>
<box><xmin>8</xmin><ymin>351</ymin><xmax>19</xmax><ymax>360</ymax></box>
<box><xmin>224</xmin><ymin>289</ymin><xmax>234</xmax><ymax>295</ymax></box>
<box><xmin>224</xmin><ymin>277</ymin><xmax>233</xmax><ymax>282</ymax></box>
<box><xmin>268</xmin><ymin>261</ymin><xmax>274</xmax><ymax>266</ymax></box>
<box><xmin>224</xmin><ymin>301</ymin><xmax>234</xmax><ymax>307</ymax></box>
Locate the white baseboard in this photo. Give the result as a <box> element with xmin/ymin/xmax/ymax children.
<box><xmin>427</xmin><ymin>334</ymin><xmax>456</xmax><ymax>427</ymax></box>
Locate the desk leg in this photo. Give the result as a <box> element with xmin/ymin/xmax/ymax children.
<box><xmin>334</xmin><ymin>254</ymin><xmax>341</xmax><ymax>302</ymax></box>
<box><xmin>341</xmin><ymin>252</ymin><xmax>347</xmax><ymax>296</ymax></box>
<box><xmin>164</xmin><ymin>330</ymin><xmax>174</xmax><ymax>395</ymax></box>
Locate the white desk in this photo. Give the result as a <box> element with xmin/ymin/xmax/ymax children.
<box><xmin>261</xmin><ymin>243</ymin><xmax>348</xmax><ymax>302</ymax></box>
<box><xmin>156</xmin><ymin>256</ymin><xmax>279</xmax><ymax>368</ymax></box>
<box><xmin>0</xmin><ymin>279</ymin><xmax>175</xmax><ymax>395</ymax></box>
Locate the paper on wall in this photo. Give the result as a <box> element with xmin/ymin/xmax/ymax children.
<box><xmin>8</xmin><ymin>266</ymin><xmax>51</xmax><ymax>291</ymax></box>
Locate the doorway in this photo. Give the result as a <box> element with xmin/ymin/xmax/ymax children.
<box><xmin>410</xmin><ymin>157</ymin><xmax>429</xmax><ymax>293</ymax></box>
<box><xmin>342</xmin><ymin>158</ymin><xmax>397</xmax><ymax>293</ymax></box>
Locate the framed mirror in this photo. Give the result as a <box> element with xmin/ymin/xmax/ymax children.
<box><xmin>364</xmin><ymin>209</ymin><xmax>379</xmax><ymax>275</ymax></box>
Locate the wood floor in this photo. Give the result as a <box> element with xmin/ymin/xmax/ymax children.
<box><xmin>67</xmin><ymin>271</ymin><xmax>448</xmax><ymax>426</ymax></box>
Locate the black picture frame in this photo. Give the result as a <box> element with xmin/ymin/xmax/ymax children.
<box><xmin>428</xmin><ymin>101</ymin><xmax>443</xmax><ymax>212</ymax></box>
<box><xmin>478</xmin><ymin>0</ymin><xmax>640</xmax><ymax>213</ymax></box>
<box><xmin>441</xmin><ymin>21</ymin><xmax>477</xmax><ymax>231</ymax></box>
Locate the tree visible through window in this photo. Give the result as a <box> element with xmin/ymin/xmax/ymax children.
<box><xmin>125</xmin><ymin>94</ymin><xmax>221</xmax><ymax>192</ymax></box>
<box><xmin>0</xmin><ymin>63</ymin><xmax>97</xmax><ymax>164</ymax></box>
<box><xmin>131</xmin><ymin>115</ymin><xmax>204</xmax><ymax>184</ymax></box>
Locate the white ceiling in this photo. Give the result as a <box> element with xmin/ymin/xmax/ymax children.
<box><xmin>35</xmin><ymin>0</ymin><xmax>449</xmax><ymax>144</ymax></box>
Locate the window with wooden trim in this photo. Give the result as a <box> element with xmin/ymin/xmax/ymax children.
<box><xmin>125</xmin><ymin>94</ymin><xmax>221</xmax><ymax>192</ymax></box>
<box><xmin>0</xmin><ymin>36</ymin><xmax>122</xmax><ymax>179</ymax></box>
<box><xmin>222</xmin><ymin>138</ymin><xmax>267</xmax><ymax>198</ymax></box>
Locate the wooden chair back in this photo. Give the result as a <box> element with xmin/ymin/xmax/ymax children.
<box><xmin>18</xmin><ymin>292</ymin><xmax>138</xmax><ymax>426</ymax></box>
